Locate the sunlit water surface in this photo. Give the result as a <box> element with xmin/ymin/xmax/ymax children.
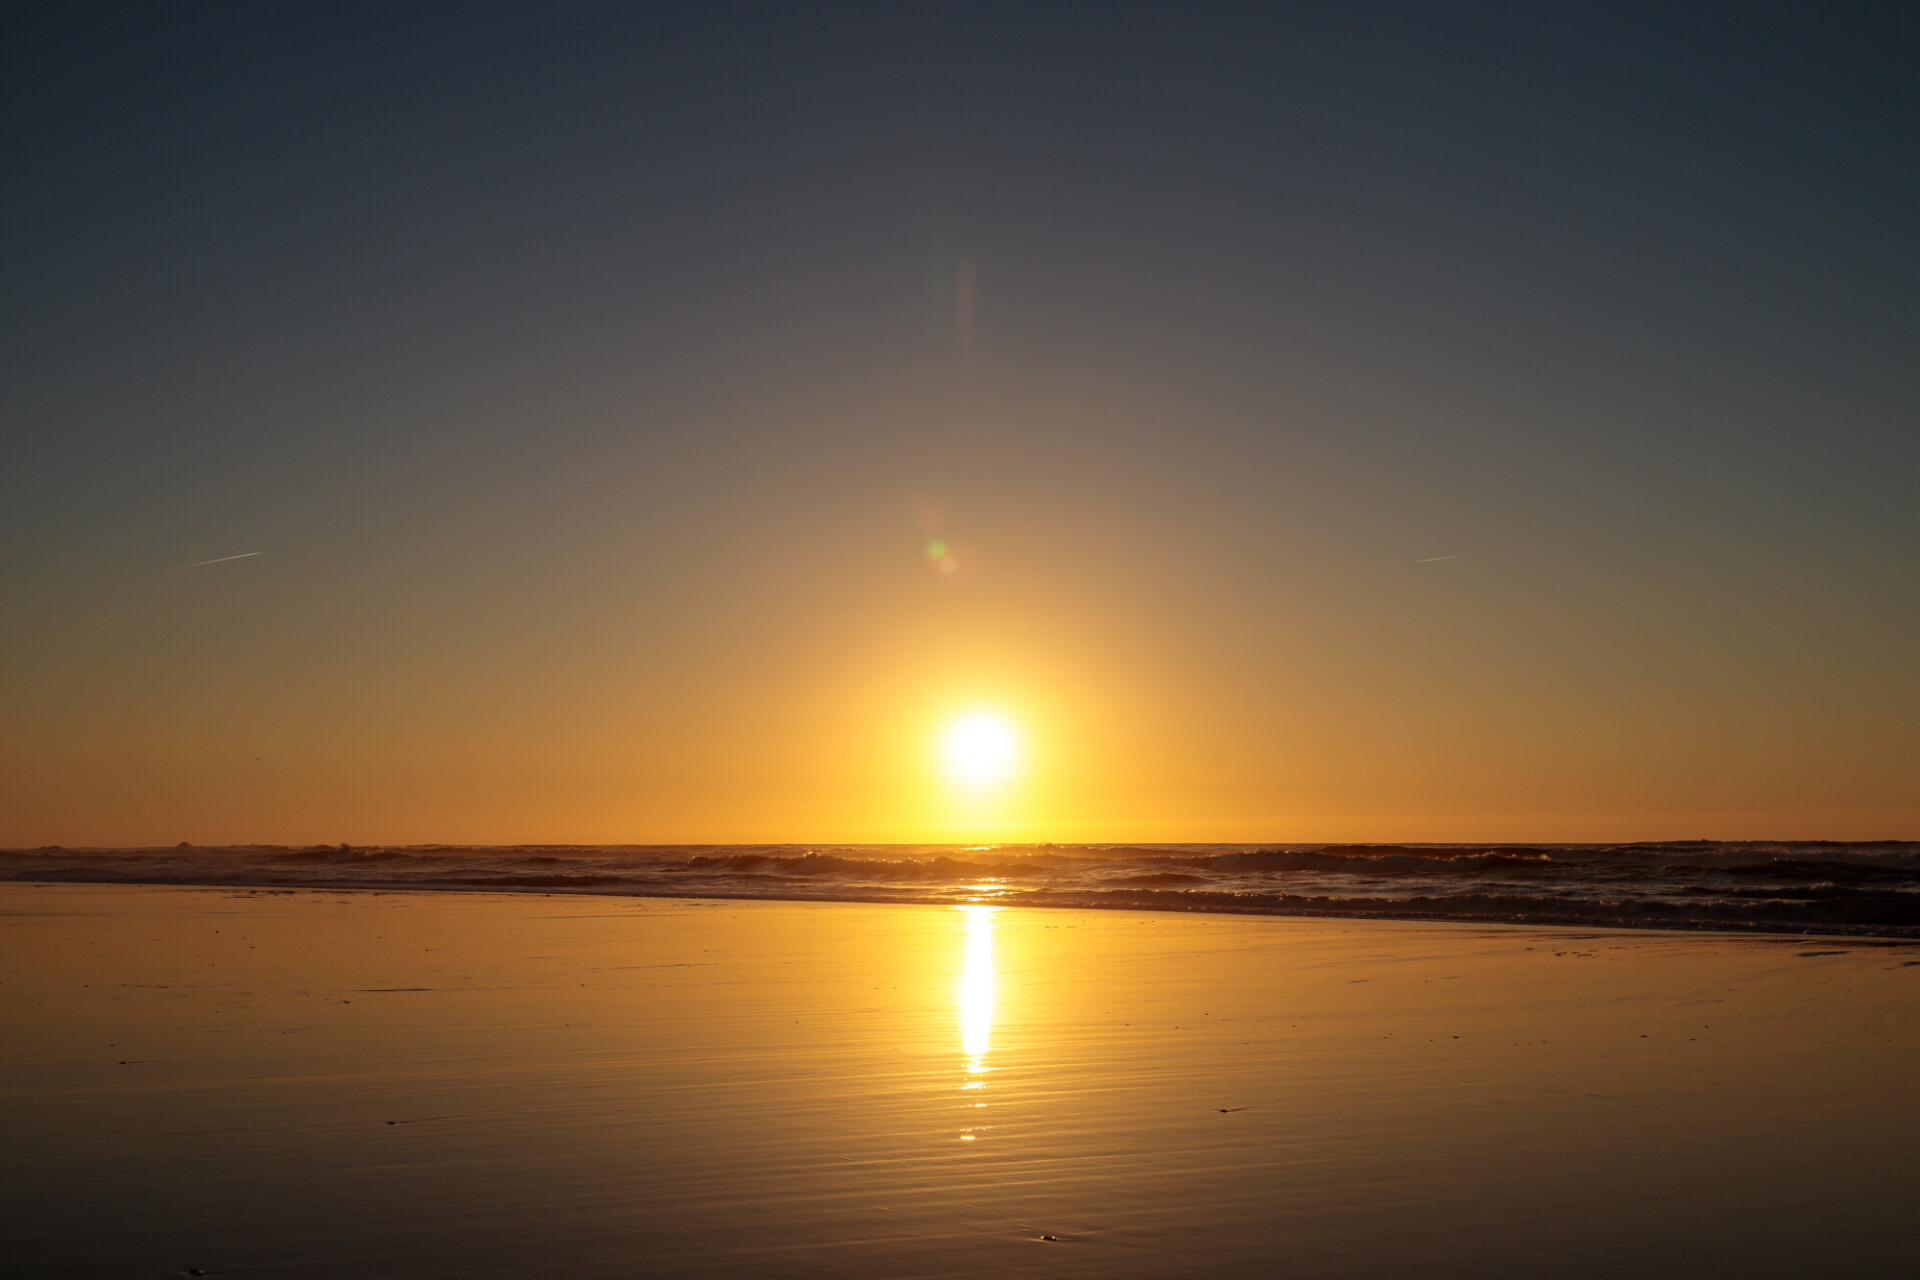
<box><xmin>3</xmin><ymin>884</ymin><xmax>1917</xmax><ymax>1278</ymax></box>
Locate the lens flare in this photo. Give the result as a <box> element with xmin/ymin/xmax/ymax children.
<box><xmin>926</xmin><ymin>537</ymin><xmax>961</xmax><ymax>574</ymax></box>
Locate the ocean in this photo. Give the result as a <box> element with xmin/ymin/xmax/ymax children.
<box><xmin>7</xmin><ymin>840</ymin><xmax>1918</xmax><ymax>937</ymax></box>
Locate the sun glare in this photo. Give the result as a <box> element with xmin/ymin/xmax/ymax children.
<box><xmin>941</xmin><ymin>712</ymin><xmax>1021</xmax><ymax>786</ymax></box>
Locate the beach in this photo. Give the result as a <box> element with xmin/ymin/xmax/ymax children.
<box><xmin>4</xmin><ymin>883</ymin><xmax>1916</xmax><ymax>1278</ymax></box>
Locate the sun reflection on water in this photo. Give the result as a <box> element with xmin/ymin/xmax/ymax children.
<box><xmin>959</xmin><ymin>904</ymin><xmax>997</xmax><ymax>1072</ymax></box>
<box><xmin>957</xmin><ymin>905</ymin><xmax>998</xmax><ymax>1141</ymax></box>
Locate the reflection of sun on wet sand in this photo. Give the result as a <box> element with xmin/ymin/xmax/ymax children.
<box><xmin>3</xmin><ymin>884</ymin><xmax>1917</xmax><ymax>1278</ymax></box>
<box><xmin>957</xmin><ymin>905</ymin><xmax>996</xmax><ymax>1140</ymax></box>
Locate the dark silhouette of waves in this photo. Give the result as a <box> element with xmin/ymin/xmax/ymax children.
<box><xmin>5</xmin><ymin>841</ymin><xmax>1918</xmax><ymax>938</ymax></box>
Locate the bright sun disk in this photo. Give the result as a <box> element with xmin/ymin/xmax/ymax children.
<box><xmin>942</xmin><ymin>713</ymin><xmax>1020</xmax><ymax>785</ymax></box>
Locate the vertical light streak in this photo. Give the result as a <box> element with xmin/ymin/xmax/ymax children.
<box><xmin>958</xmin><ymin>905</ymin><xmax>998</xmax><ymax>1078</ymax></box>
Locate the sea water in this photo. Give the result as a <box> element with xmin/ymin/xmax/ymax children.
<box><xmin>7</xmin><ymin>840</ymin><xmax>1917</xmax><ymax>936</ymax></box>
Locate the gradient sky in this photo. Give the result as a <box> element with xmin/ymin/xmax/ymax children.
<box><xmin>4</xmin><ymin>3</ymin><xmax>1915</xmax><ymax>845</ymax></box>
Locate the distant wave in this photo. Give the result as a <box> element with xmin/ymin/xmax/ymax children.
<box><xmin>4</xmin><ymin>842</ymin><xmax>1918</xmax><ymax>938</ymax></box>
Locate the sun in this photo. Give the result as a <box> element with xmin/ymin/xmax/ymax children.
<box><xmin>941</xmin><ymin>712</ymin><xmax>1021</xmax><ymax>786</ymax></box>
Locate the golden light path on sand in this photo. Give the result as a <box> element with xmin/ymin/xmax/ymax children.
<box><xmin>957</xmin><ymin>905</ymin><xmax>998</xmax><ymax>1139</ymax></box>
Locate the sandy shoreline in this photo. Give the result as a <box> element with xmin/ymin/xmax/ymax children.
<box><xmin>4</xmin><ymin>883</ymin><xmax>1917</xmax><ymax>1278</ymax></box>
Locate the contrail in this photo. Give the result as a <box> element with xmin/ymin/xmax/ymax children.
<box><xmin>1413</xmin><ymin>554</ymin><xmax>1460</xmax><ymax>563</ymax></box>
<box><xmin>170</xmin><ymin>551</ymin><xmax>263</xmax><ymax>570</ymax></box>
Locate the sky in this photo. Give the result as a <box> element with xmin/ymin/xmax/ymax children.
<box><xmin>3</xmin><ymin>2</ymin><xmax>1915</xmax><ymax>846</ymax></box>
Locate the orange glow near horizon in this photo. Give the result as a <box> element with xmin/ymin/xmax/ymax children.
<box><xmin>4</xmin><ymin>496</ymin><xmax>1915</xmax><ymax>847</ymax></box>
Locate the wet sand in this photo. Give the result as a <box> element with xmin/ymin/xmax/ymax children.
<box><xmin>3</xmin><ymin>884</ymin><xmax>1916</xmax><ymax>1278</ymax></box>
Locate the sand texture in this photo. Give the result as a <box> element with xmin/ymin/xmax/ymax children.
<box><xmin>3</xmin><ymin>884</ymin><xmax>1917</xmax><ymax>1277</ymax></box>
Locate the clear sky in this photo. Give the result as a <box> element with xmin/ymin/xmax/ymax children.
<box><xmin>4</xmin><ymin>3</ymin><xmax>1915</xmax><ymax>845</ymax></box>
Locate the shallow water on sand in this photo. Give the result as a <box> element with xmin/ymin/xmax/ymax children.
<box><xmin>3</xmin><ymin>885</ymin><xmax>1917</xmax><ymax>1278</ymax></box>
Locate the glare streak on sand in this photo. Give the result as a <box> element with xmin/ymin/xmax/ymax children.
<box><xmin>959</xmin><ymin>905</ymin><xmax>997</xmax><ymax>1077</ymax></box>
